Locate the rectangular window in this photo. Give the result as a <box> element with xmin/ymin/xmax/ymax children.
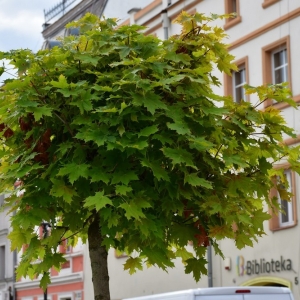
<box><xmin>272</xmin><ymin>47</ymin><xmax>288</xmax><ymax>84</ymax></box>
<box><xmin>278</xmin><ymin>170</ymin><xmax>294</xmax><ymax>227</ymax></box>
<box><xmin>0</xmin><ymin>245</ymin><xmax>5</xmax><ymax>280</ymax></box>
<box><xmin>262</xmin><ymin>36</ymin><xmax>291</xmax><ymax>107</ymax></box>
<box><xmin>233</xmin><ymin>66</ymin><xmax>246</xmax><ymax>103</ymax></box>
<box><xmin>224</xmin><ymin>57</ymin><xmax>249</xmax><ymax>103</ymax></box>
<box><xmin>224</xmin><ymin>0</ymin><xmax>242</xmax><ymax>29</ymax></box>
<box><xmin>269</xmin><ymin>168</ymin><xmax>297</xmax><ymax>231</ymax></box>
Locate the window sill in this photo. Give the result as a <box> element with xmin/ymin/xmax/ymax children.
<box><xmin>263</xmin><ymin>93</ymin><xmax>300</xmax><ymax>110</ymax></box>
<box><xmin>270</xmin><ymin>222</ymin><xmax>297</xmax><ymax>232</ymax></box>
<box><xmin>224</xmin><ymin>16</ymin><xmax>242</xmax><ymax>30</ymax></box>
<box><xmin>262</xmin><ymin>0</ymin><xmax>281</xmax><ymax>9</ymax></box>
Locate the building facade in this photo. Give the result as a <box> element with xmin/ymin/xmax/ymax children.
<box><xmin>0</xmin><ymin>195</ymin><xmax>14</xmax><ymax>300</ymax></box>
<box><xmin>15</xmin><ymin>240</ymin><xmax>84</xmax><ymax>300</ymax></box>
<box><xmin>85</xmin><ymin>0</ymin><xmax>300</xmax><ymax>299</ymax></box>
<box><xmin>14</xmin><ymin>1</ymin><xmax>300</xmax><ymax>300</ymax></box>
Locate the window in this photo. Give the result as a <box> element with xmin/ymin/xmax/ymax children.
<box><xmin>262</xmin><ymin>36</ymin><xmax>291</xmax><ymax>107</ymax></box>
<box><xmin>278</xmin><ymin>170</ymin><xmax>294</xmax><ymax>227</ymax></box>
<box><xmin>0</xmin><ymin>245</ymin><xmax>5</xmax><ymax>280</ymax></box>
<box><xmin>224</xmin><ymin>57</ymin><xmax>249</xmax><ymax>103</ymax></box>
<box><xmin>224</xmin><ymin>0</ymin><xmax>242</xmax><ymax>30</ymax></box>
<box><xmin>272</xmin><ymin>47</ymin><xmax>288</xmax><ymax>84</ymax></box>
<box><xmin>233</xmin><ymin>65</ymin><xmax>246</xmax><ymax>103</ymax></box>
<box><xmin>269</xmin><ymin>169</ymin><xmax>297</xmax><ymax>231</ymax></box>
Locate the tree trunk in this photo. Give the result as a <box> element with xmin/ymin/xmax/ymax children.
<box><xmin>88</xmin><ymin>212</ymin><xmax>110</xmax><ymax>300</ymax></box>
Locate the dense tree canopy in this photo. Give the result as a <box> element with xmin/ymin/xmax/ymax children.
<box><xmin>0</xmin><ymin>12</ymin><xmax>300</xmax><ymax>300</ymax></box>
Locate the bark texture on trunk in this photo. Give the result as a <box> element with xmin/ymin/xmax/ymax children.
<box><xmin>88</xmin><ymin>212</ymin><xmax>110</xmax><ymax>300</ymax></box>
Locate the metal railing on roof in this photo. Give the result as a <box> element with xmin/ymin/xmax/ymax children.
<box><xmin>44</xmin><ymin>0</ymin><xmax>79</xmax><ymax>23</ymax></box>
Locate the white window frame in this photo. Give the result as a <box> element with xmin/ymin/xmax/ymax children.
<box><xmin>233</xmin><ymin>66</ymin><xmax>246</xmax><ymax>103</ymax></box>
<box><xmin>272</xmin><ymin>46</ymin><xmax>288</xmax><ymax>84</ymax></box>
<box><xmin>58</xmin><ymin>292</ymin><xmax>73</xmax><ymax>300</ymax></box>
<box><xmin>38</xmin><ymin>296</ymin><xmax>52</xmax><ymax>300</ymax></box>
<box><xmin>0</xmin><ymin>244</ymin><xmax>5</xmax><ymax>280</ymax></box>
<box><xmin>278</xmin><ymin>170</ymin><xmax>294</xmax><ymax>227</ymax></box>
<box><xmin>59</xmin><ymin>258</ymin><xmax>72</xmax><ymax>275</ymax></box>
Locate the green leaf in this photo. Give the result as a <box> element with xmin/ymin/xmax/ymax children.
<box><xmin>70</xmin><ymin>97</ymin><xmax>93</xmax><ymax>114</ymax></box>
<box><xmin>184</xmin><ymin>173</ymin><xmax>212</xmax><ymax>189</ymax></box>
<box><xmin>111</xmin><ymin>171</ymin><xmax>138</xmax><ymax>185</ymax></box>
<box><xmin>89</xmin><ymin>167</ymin><xmax>110</xmax><ymax>184</ymax></box>
<box><xmin>132</xmin><ymin>92</ymin><xmax>167</xmax><ymax>115</ymax></box>
<box><xmin>50</xmin><ymin>74</ymin><xmax>69</xmax><ymax>89</ymax></box>
<box><xmin>57</xmin><ymin>162</ymin><xmax>89</xmax><ymax>184</ymax></box>
<box><xmin>138</xmin><ymin>125</ymin><xmax>158</xmax><ymax>137</ymax></box>
<box><xmin>115</xmin><ymin>185</ymin><xmax>132</xmax><ymax>195</ymax></box>
<box><xmin>165</xmin><ymin>52</ymin><xmax>191</xmax><ymax>64</ymax></box>
<box><xmin>185</xmin><ymin>257</ymin><xmax>208</xmax><ymax>282</ymax></box>
<box><xmin>84</xmin><ymin>191</ymin><xmax>113</xmax><ymax>211</ymax></box>
<box><xmin>119</xmin><ymin>197</ymin><xmax>151</xmax><ymax>220</ymax></box>
<box><xmin>50</xmin><ymin>179</ymin><xmax>78</xmax><ymax>203</ymax></box>
<box><xmin>7</xmin><ymin>230</ymin><xmax>28</xmax><ymax>251</ymax></box>
<box><xmin>141</xmin><ymin>159</ymin><xmax>170</xmax><ymax>181</ymax></box>
<box><xmin>75</xmin><ymin>130</ymin><xmax>115</xmax><ymax>147</ymax></box>
<box><xmin>167</xmin><ymin>122</ymin><xmax>191</xmax><ymax>135</ymax></box>
<box><xmin>74</xmin><ymin>54</ymin><xmax>99</xmax><ymax>66</ymax></box>
<box><xmin>123</xmin><ymin>257</ymin><xmax>143</xmax><ymax>274</ymax></box>
<box><xmin>40</xmin><ymin>272</ymin><xmax>51</xmax><ymax>291</ymax></box>
<box><xmin>31</xmin><ymin>106</ymin><xmax>52</xmax><ymax>121</ymax></box>
<box><xmin>162</xmin><ymin>147</ymin><xmax>195</xmax><ymax>168</ymax></box>
<box><xmin>17</xmin><ymin>99</ymin><xmax>39</xmax><ymax>107</ymax></box>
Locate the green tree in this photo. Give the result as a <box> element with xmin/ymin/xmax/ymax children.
<box><xmin>0</xmin><ymin>12</ymin><xmax>299</xmax><ymax>300</ymax></box>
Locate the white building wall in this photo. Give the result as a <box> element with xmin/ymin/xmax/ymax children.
<box><xmin>77</xmin><ymin>0</ymin><xmax>300</xmax><ymax>299</ymax></box>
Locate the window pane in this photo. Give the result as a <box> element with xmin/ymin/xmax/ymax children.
<box><xmin>273</xmin><ymin>48</ymin><xmax>288</xmax><ymax>84</ymax></box>
<box><xmin>234</xmin><ymin>69</ymin><xmax>245</xmax><ymax>85</ymax></box>
<box><xmin>235</xmin><ymin>87</ymin><xmax>244</xmax><ymax>103</ymax></box>
<box><xmin>233</xmin><ymin>67</ymin><xmax>246</xmax><ymax>102</ymax></box>
<box><xmin>278</xmin><ymin>170</ymin><xmax>293</xmax><ymax>226</ymax></box>
<box><xmin>281</xmin><ymin>199</ymin><xmax>289</xmax><ymax>223</ymax></box>
<box><xmin>231</xmin><ymin>0</ymin><xmax>237</xmax><ymax>13</ymax></box>
<box><xmin>274</xmin><ymin>68</ymin><xmax>285</xmax><ymax>84</ymax></box>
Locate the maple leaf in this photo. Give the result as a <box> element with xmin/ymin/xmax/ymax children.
<box><xmin>184</xmin><ymin>173</ymin><xmax>212</xmax><ymax>189</ymax></box>
<box><xmin>7</xmin><ymin>229</ymin><xmax>28</xmax><ymax>251</ymax></box>
<box><xmin>50</xmin><ymin>179</ymin><xmax>78</xmax><ymax>203</ymax></box>
<box><xmin>185</xmin><ymin>257</ymin><xmax>208</xmax><ymax>282</ymax></box>
<box><xmin>40</xmin><ymin>272</ymin><xmax>51</xmax><ymax>291</ymax></box>
<box><xmin>57</xmin><ymin>162</ymin><xmax>89</xmax><ymax>184</ymax></box>
<box><xmin>123</xmin><ymin>257</ymin><xmax>143</xmax><ymax>274</ymax></box>
<box><xmin>84</xmin><ymin>191</ymin><xmax>113</xmax><ymax>211</ymax></box>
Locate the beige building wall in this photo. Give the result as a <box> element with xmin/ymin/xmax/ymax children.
<box><xmin>84</xmin><ymin>0</ymin><xmax>300</xmax><ymax>299</ymax></box>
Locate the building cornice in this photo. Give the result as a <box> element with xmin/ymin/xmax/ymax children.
<box><xmin>0</xmin><ymin>229</ymin><xmax>8</xmax><ymax>236</ymax></box>
<box><xmin>15</xmin><ymin>272</ymin><xmax>83</xmax><ymax>290</ymax></box>
<box><xmin>42</xmin><ymin>0</ymin><xmax>108</xmax><ymax>39</ymax></box>
<box><xmin>229</xmin><ymin>7</ymin><xmax>300</xmax><ymax>50</ymax></box>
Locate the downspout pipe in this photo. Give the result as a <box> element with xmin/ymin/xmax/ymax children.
<box><xmin>207</xmin><ymin>245</ymin><xmax>213</xmax><ymax>287</ymax></box>
<box><xmin>161</xmin><ymin>9</ymin><xmax>169</xmax><ymax>40</ymax></box>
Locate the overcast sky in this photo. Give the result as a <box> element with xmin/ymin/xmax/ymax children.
<box><xmin>0</xmin><ymin>0</ymin><xmax>152</xmax><ymax>83</ymax></box>
<box><xmin>0</xmin><ymin>0</ymin><xmax>66</xmax><ymax>52</ymax></box>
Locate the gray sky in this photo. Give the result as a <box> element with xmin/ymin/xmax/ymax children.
<box><xmin>0</xmin><ymin>0</ymin><xmax>68</xmax><ymax>52</ymax></box>
<box><xmin>0</xmin><ymin>0</ymin><xmax>152</xmax><ymax>82</ymax></box>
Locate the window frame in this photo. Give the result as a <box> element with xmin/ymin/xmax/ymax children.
<box><xmin>262</xmin><ymin>0</ymin><xmax>281</xmax><ymax>9</ymax></box>
<box><xmin>271</xmin><ymin>46</ymin><xmax>288</xmax><ymax>85</ymax></box>
<box><xmin>262</xmin><ymin>36</ymin><xmax>291</xmax><ymax>107</ymax></box>
<box><xmin>224</xmin><ymin>0</ymin><xmax>242</xmax><ymax>30</ymax></box>
<box><xmin>224</xmin><ymin>56</ymin><xmax>249</xmax><ymax>103</ymax></box>
<box><xmin>0</xmin><ymin>245</ymin><xmax>5</xmax><ymax>280</ymax></box>
<box><xmin>269</xmin><ymin>167</ymin><xmax>297</xmax><ymax>231</ymax></box>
